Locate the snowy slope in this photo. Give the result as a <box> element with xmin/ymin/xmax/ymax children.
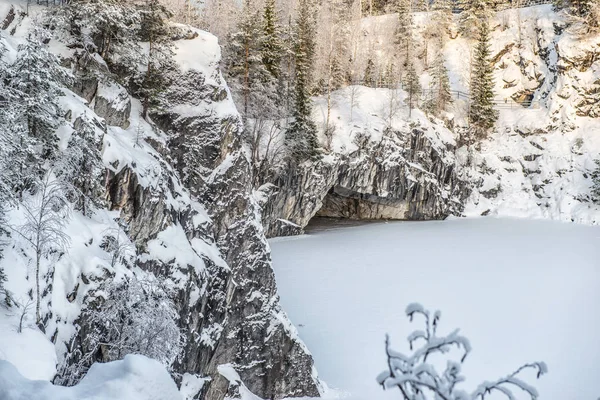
<box><xmin>318</xmin><ymin>5</ymin><xmax>600</xmax><ymax>225</ymax></box>
<box><xmin>270</xmin><ymin>218</ymin><xmax>600</xmax><ymax>400</ymax></box>
<box><xmin>0</xmin><ymin>354</ymin><xmax>182</xmax><ymax>400</ymax></box>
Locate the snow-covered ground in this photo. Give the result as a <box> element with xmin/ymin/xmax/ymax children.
<box><xmin>0</xmin><ymin>354</ymin><xmax>181</xmax><ymax>400</ymax></box>
<box><xmin>270</xmin><ymin>218</ymin><xmax>600</xmax><ymax>399</ymax></box>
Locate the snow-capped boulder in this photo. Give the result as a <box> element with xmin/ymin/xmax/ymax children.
<box><xmin>94</xmin><ymin>81</ymin><xmax>131</xmax><ymax>129</ymax></box>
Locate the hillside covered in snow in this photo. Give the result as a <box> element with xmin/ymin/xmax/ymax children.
<box><xmin>265</xmin><ymin>4</ymin><xmax>600</xmax><ymax>233</ymax></box>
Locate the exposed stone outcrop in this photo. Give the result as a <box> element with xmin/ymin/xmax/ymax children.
<box><xmin>146</xmin><ymin>62</ymin><xmax>321</xmax><ymax>399</ymax></box>
<box><xmin>94</xmin><ymin>81</ymin><xmax>131</xmax><ymax>129</ymax></box>
<box><xmin>57</xmin><ymin>28</ymin><xmax>320</xmax><ymax>400</ymax></box>
<box><xmin>262</xmin><ymin>127</ymin><xmax>464</xmax><ymax>238</ymax></box>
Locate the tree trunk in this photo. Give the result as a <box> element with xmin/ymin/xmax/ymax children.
<box><xmin>35</xmin><ymin>248</ymin><xmax>41</xmax><ymax>327</ymax></box>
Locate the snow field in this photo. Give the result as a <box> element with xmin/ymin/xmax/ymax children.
<box><xmin>270</xmin><ymin>218</ymin><xmax>600</xmax><ymax>399</ymax></box>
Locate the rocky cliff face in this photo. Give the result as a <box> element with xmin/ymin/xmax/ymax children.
<box><xmin>27</xmin><ymin>18</ymin><xmax>321</xmax><ymax>400</ymax></box>
<box><xmin>262</xmin><ymin>104</ymin><xmax>465</xmax><ymax>238</ymax></box>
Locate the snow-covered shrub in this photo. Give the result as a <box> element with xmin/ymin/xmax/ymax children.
<box><xmin>378</xmin><ymin>303</ymin><xmax>547</xmax><ymax>400</ymax></box>
<box><xmin>56</xmin><ymin>275</ymin><xmax>182</xmax><ymax>385</ymax></box>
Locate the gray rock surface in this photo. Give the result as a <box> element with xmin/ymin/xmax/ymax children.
<box><xmin>94</xmin><ymin>81</ymin><xmax>131</xmax><ymax>129</ymax></box>
<box><xmin>262</xmin><ymin>127</ymin><xmax>464</xmax><ymax>238</ymax></box>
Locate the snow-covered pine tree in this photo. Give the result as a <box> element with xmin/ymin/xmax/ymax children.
<box><xmin>138</xmin><ymin>0</ymin><xmax>176</xmax><ymax>119</ymax></box>
<box><xmin>286</xmin><ymin>0</ymin><xmax>320</xmax><ymax>161</ymax></box>
<box><xmin>56</xmin><ymin>115</ymin><xmax>105</xmax><ymax>217</ymax></box>
<box><xmin>425</xmin><ymin>49</ymin><xmax>452</xmax><ymax>116</ymax></box>
<box><xmin>378</xmin><ymin>303</ymin><xmax>548</xmax><ymax>400</ymax></box>
<box><xmin>395</xmin><ymin>0</ymin><xmax>413</xmax><ymax>67</ymax></box>
<box><xmin>50</xmin><ymin>0</ymin><xmax>141</xmax><ymax>75</ymax></box>
<box><xmin>0</xmin><ymin>35</ymin><xmax>16</xmax><ymax>205</ymax></box>
<box><xmin>403</xmin><ymin>60</ymin><xmax>421</xmax><ymax>117</ymax></box>
<box><xmin>279</xmin><ymin>14</ymin><xmax>297</xmax><ymax>122</ymax></box>
<box><xmin>430</xmin><ymin>0</ymin><xmax>453</xmax><ymax>45</ymax></box>
<box><xmin>590</xmin><ymin>159</ymin><xmax>600</xmax><ymax>202</ymax></box>
<box><xmin>224</xmin><ymin>0</ymin><xmax>278</xmax><ymax>119</ymax></box>
<box><xmin>459</xmin><ymin>0</ymin><xmax>493</xmax><ymax>38</ymax></box>
<box><xmin>469</xmin><ymin>19</ymin><xmax>498</xmax><ymax>140</ymax></box>
<box><xmin>0</xmin><ymin>264</ymin><xmax>6</xmax><ymax>305</ymax></box>
<box><xmin>8</xmin><ymin>25</ymin><xmax>70</xmax><ymax>176</ymax></box>
<box><xmin>321</xmin><ymin>0</ymin><xmax>352</xmax><ymax>149</ymax></box>
<box><xmin>262</xmin><ymin>0</ymin><xmax>283</xmax><ymax>79</ymax></box>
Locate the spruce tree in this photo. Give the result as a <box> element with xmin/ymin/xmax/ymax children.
<box><xmin>432</xmin><ymin>0</ymin><xmax>453</xmax><ymax>38</ymax></box>
<box><xmin>56</xmin><ymin>115</ymin><xmax>105</xmax><ymax>216</ymax></box>
<box><xmin>459</xmin><ymin>0</ymin><xmax>493</xmax><ymax>37</ymax></box>
<box><xmin>364</xmin><ymin>58</ymin><xmax>376</xmax><ymax>87</ymax></box>
<box><xmin>286</xmin><ymin>0</ymin><xmax>320</xmax><ymax>161</ymax></box>
<box><xmin>225</xmin><ymin>1</ymin><xmax>275</xmax><ymax>118</ymax></box>
<box><xmin>0</xmin><ymin>263</ymin><xmax>9</xmax><ymax>307</ymax></box>
<box><xmin>425</xmin><ymin>50</ymin><xmax>452</xmax><ymax>116</ymax></box>
<box><xmin>0</xmin><ymin>36</ymin><xmax>17</xmax><ymax>203</ymax></box>
<box><xmin>261</xmin><ymin>0</ymin><xmax>283</xmax><ymax>79</ymax></box>
<box><xmin>396</xmin><ymin>0</ymin><xmax>413</xmax><ymax>66</ymax></box>
<box><xmin>138</xmin><ymin>0</ymin><xmax>176</xmax><ymax>119</ymax></box>
<box><xmin>469</xmin><ymin>19</ymin><xmax>498</xmax><ymax>140</ymax></box>
<box><xmin>403</xmin><ymin>60</ymin><xmax>421</xmax><ymax>117</ymax></box>
<box><xmin>8</xmin><ymin>26</ymin><xmax>70</xmax><ymax>175</ymax></box>
<box><xmin>50</xmin><ymin>0</ymin><xmax>141</xmax><ymax>73</ymax></box>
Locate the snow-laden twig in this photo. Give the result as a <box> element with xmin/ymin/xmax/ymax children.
<box><xmin>472</xmin><ymin>362</ymin><xmax>548</xmax><ymax>400</ymax></box>
<box><xmin>379</xmin><ymin>303</ymin><xmax>547</xmax><ymax>400</ymax></box>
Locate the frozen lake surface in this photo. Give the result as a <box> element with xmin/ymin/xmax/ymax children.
<box><xmin>270</xmin><ymin>218</ymin><xmax>600</xmax><ymax>400</ymax></box>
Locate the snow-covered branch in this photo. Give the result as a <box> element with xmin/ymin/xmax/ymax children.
<box><xmin>379</xmin><ymin>303</ymin><xmax>546</xmax><ymax>400</ymax></box>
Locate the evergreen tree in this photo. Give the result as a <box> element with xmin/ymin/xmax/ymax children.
<box><xmin>403</xmin><ymin>60</ymin><xmax>421</xmax><ymax>117</ymax></box>
<box><xmin>56</xmin><ymin>115</ymin><xmax>105</xmax><ymax>216</ymax></box>
<box><xmin>431</xmin><ymin>0</ymin><xmax>453</xmax><ymax>39</ymax></box>
<box><xmin>279</xmin><ymin>14</ymin><xmax>296</xmax><ymax>120</ymax></box>
<box><xmin>590</xmin><ymin>159</ymin><xmax>600</xmax><ymax>202</ymax></box>
<box><xmin>50</xmin><ymin>0</ymin><xmax>142</xmax><ymax>74</ymax></box>
<box><xmin>286</xmin><ymin>0</ymin><xmax>320</xmax><ymax>161</ymax></box>
<box><xmin>261</xmin><ymin>0</ymin><xmax>283</xmax><ymax>79</ymax></box>
<box><xmin>425</xmin><ymin>50</ymin><xmax>452</xmax><ymax>115</ymax></box>
<box><xmin>469</xmin><ymin>19</ymin><xmax>498</xmax><ymax>140</ymax></box>
<box><xmin>383</xmin><ymin>61</ymin><xmax>397</xmax><ymax>88</ymax></box>
<box><xmin>395</xmin><ymin>0</ymin><xmax>413</xmax><ymax>66</ymax></box>
<box><xmin>459</xmin><ymin>0</ymin><xmax>493</xmax><ymax>37</ymax></box>
<box><xmin>0</xmin><ymin>35</ymin><xmax>17</xmax><ymax>204</ymax></box>
<box><xmin>138</xmin><ymin>0</ymin><xmax>176</xmax><ymax>119</ymax></box>
<box><xmin>224</xmin><ymin>1</ymin><xmax>277</xmax><ymax>119</ymax></box>
<box><xmin>8</xmin><ymin>26</ymin><xmax>70</xmax><ymax>176</ymax></box>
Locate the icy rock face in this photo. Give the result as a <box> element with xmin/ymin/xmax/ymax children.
<box><xmin>263</xmin><ymin>127</ymin><xmax>463</xmax><ymax>237</ymax></box>
<box><xmin>93</xmin><ymin>31</ymin><xmax>321</xmax><ymax>399</ymax></box>
<box><xmin>94</xmin><ymin>81</ymin><xmax>131</xmax><ymax>129</ymax></box>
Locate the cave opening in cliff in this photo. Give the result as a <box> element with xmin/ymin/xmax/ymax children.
<box><xmin>304</xmin><ymin>187</ymin><xmax>409</xmax><ymax>233</ymax></box>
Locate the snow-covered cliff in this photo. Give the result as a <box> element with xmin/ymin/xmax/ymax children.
<box><xmin>0</xmin><ymin>3</ymin><xmax>320</xmax><ymax>399</ymax></box>
<box><xmin>262</xmin><ymin>5</ymin><xmax>600</xmax><ymax>235</ymax></box>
